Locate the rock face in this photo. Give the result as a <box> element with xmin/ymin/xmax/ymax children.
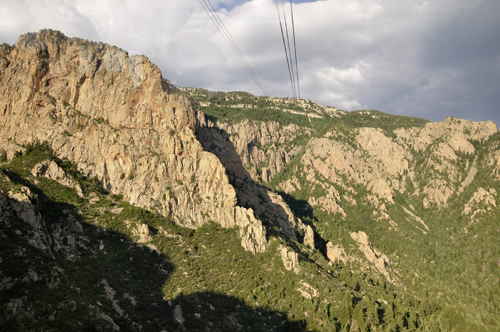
<box><xmin>236</xmin><ymin>208</ymin><xmax>268</xmax><ymax>254</ymax></box>
<box><xmin>215</xmin><ymin>119</ymin><xmax>309</xmax><ymax>184</ymax></box>
<box><xmin>4</xmin><ymin>30</ymin><xmax>500</xmax><ymax>332</ymax></box>
<box><xmin>187</xmin><ymin>90</ymin><xmax>498</xmax><ymax>261</ymax></box>
<box><xmin>196</xmin><ymin>119</ymin><xmax>303</xmax><ymax>243</ymax></box>
<box><xmin>32</xmin><ymin>160</ymin><xmax>84</xmax><ymax>197</ymax></box>
<box><xmin>300</xmin><ymin>119</ymin><xmax>495</xmax><ymax>211</ymax></box>
<box><xmin>487</xmin><ymin>142</ymin><xmax>500</xmax><ymax>180</ymax></box>
<box><xmin>463</xmin><ymin>187</ymin><xmax>497</xmax><ymax>219</ymax></box>
<box><xmin>0</xmin><ymin>189</ymin><xmax>122</xmax><ymax>330</ymax></box>
<box><xmin>326</xmin><ymin>242</ymin><xmax>347</xmax><ymax>263</ymax></box>
<box><xmin>301</xmin><ymin>132</ymin><xmax>405</xmax><ymax>205</ymax></box>
<box><xmin>279</xmin><ymin>245</ymin><xmax>300</xmax><ymax>273</ymax></box>
<box><xmin>350</xmin><ymin>231</ymin><xmax>392</xmax><ymax>283</ymax></box>
<box><xmin>1</xmin><ymin>188</ymin><xmax>53</xmax><ymax>253</ymax></box>
<box><xmin>303</xmin><ymin>225</ymin><xmax>315</xmax><ymax>249</ymax></box>
<box><xmin>0</xmin><ymin>30</ymin><xmax>268</xmax><ymax>252</ymax></box>
<box><xmin>296</xmin><ymin>281</ymin><xmax>319</xmax><ymax>300</ymax></box>
<box><xmin>133</xmin><ymin>223</ymin><xmax>153</xmax><ymax>243</ymax></box>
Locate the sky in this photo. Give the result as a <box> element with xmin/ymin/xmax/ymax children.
<box><xmin>1</xmin><ymin>0</ymin><xmax>499</xmax><ymax>126</ymax></box>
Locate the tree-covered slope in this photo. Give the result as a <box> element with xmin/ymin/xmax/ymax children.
<box><xmin>2</xmin><ymin>30</ymin><xmax>499</xmax><ymax>332</ymax></box>
<box><xmin>1</xmin><ymin>143</ymin><xmax>434</xmax><ymax>331</ymax></box>
<box><xmin>184</xmin><ymin>88</ymin><xmax>500</xmax><ymax>331</ymax></box>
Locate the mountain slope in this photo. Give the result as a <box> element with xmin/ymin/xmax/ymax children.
<box><xmin>0</xmin><ymin>29</ymin><xmax>267</xmax><ymax>253</ymax></box>
<box><xmin>1</xmin><ymin>30</ymin><xmax>499</xmax><ymax>331</ymax></box>
<box><xmin>185</xmin><ymin>88</ymin><xmax>500</xmax><ymax>330</ymax></box>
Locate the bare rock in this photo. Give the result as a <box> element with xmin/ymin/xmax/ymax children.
<box><xmin>458</xmin><ymin>163</ymin><xmax>477</xmax><ymax>195</ymax></box>
<box><xmin>402</xmin><ymin>207</ymin><xmax>429</xmax><ymax>233</ymax></box>
<box><xmin>304</xmin><ymin>225</ymin><xmax>315</xmax><ymax>249</ymax></box>
<box><xmin>308</xmin><ymin>192</ymin><xmax>346</xmax><ymax>218</ymax></box>
<box><xmin>267</xmin><ymin>191</ymin><xmax>300</xmax><ymax>241</ymax></box>
<box><xmin>134</xmin><ymin>223</ymin><xmax>153</xmax><ymax>243</ymax></box>
<box><xmin>102</xmin><ymin>279</ymin><xmax>123</xmax><ymax>316</ymax></box>
<box><xmin>350</xmin><ymin>231</ymin><xmax>392</xmax><ymax>283</ymax></box>
<box><xmin>435</xmin><ymin>143</ymin><xmax>458</xmax><ymax>161</ymax></box>
<box><xmin>0</xmin><ymin>30</ymin><xmax>270</xmax><ymax>253</ymax></box>
<box><xmin>487</xmin><ymin>143</ymin><xmax>500</xmax><ymax>180</ymax></box>
<box><xmin>4</xmin><ymin>189</ymin><xmax>53</xmax><ymax>252</ymax></box>
<box><xmin>279</xmin><ymin>245</ymin><xmax>300</xmax><ymax>273</ymax></box>
<box><xmin>448</xmin><ymin>132</ymin><xmax>474</xmax><ymax>154</ymax></box>
<box><xmin>422</xmin><ymin>179</ymin><xmax>454</xmax><ymax>208</ymax></box>
<box><xmin>356</xmin><ymin>127</ymin><xmax>409</xmax><ymax>178</ymax></box>
<box><xmin>326</xmin><ymin>242</ymin><xmax>347</xmax><ymax>263</ymax></box>
<box><xmin>236</xmin><ymin>208</ymin><xmax>268</xmax><ymax>254</ymax></box>
<box><xmin>463</xmin><ymin>187</ymin><xmax>497</xmax><ymax>218</ymax></box>
<box><xmin>32</xmin><ymin>160</ymin><xmax>84</xmax><ymax>197</ymax></box>
<box><xmin>296</xmin><ymin>281</ymin><xmax>319</xmax><ymax>300</ymax></box>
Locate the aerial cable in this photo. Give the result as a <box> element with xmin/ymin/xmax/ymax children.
<box><xmin>201</xmin><ymin>0</ymin><xmax>267</xmax><ymax>96</ymax></box>
<box><xmin>280</xmin><ymin>0</ymin><xmax>297</xmax><ymax>98</ymax></box>
<box><xmin>245</xmin><ymin>11</ymin><xmax>279</xmax><ymax>89</ymax></box>
<box><xmin>289</xmin><ymin>0</ymin><xmax>300</xmax><ymax>99</ymax></box>
<box><xmin>281</xmin><ymin>0</ymin><xmax>297</xmax><ymax>97</ymax></box>
<box><xmin>198</xmin><ymin>0</ymin><xmax>266</xmax><ymax>95</ymax></box>
<box><xmin>275</xmin><ymin>0</ymin><xmax>296</xmax><ymax>98</ymax></box>
<box><xmin>198</xmin><ymin>0</ymin><xmax>268</xmax><ymax>96</ymax></box>
<box><xmin>203</xmin><ymin>0</ymin><xmax>267</xmax><ymax>95</ymax></box>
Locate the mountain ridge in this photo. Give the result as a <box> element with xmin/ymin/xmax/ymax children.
<box><xmin>2</xmin><ymin>29</ymin><xmax>500</xmax><ymax>331</ymax></box>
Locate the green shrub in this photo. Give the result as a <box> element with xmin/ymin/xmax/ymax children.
<box><xmin>0</xmin><ymin>149</ymin><xmax>7</xmax><ymax>162</ymax></box>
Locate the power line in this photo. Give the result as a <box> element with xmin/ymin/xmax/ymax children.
<box><xmin>289</xmin><ymin>0</ymin><xmax>300</xmax><ymax>98</ymax></box>
<box><xmin>245</xmin><ymin>11</ymin><xmax>279</xmax><ymax>89</ymax></box>
<box><xmin>275</xmin><ymin>0</ymin><xmax>296</xmax><ymax>98</ymax></box>
<box><xmin>198</xmin><ymin>0</ymin><xmax>268</xmax><ymax>96</ymax></box>
<box><xmin>199</xmin><ymin>0</ymin><xmax>266</xmax><ymax>95</ymax></box>
<box><xmin>275</xmin><ymin>0</ymin><xmax>300</xmax><ymax>99</ymax></box>
<box><xmin>281</xmin><ymin>0</ymin><xmax>297</xmax><ymax>98</ymax></box>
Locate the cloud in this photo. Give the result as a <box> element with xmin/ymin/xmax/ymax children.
<box><xmin>0</xmin><ymin>0</ymin><xmax>499</xmax><ymax>126</ymax></box>
<box><xmin>0</xmin><ymin>0</ymin><xmax>99</xmax><ymax>42</ymax></box>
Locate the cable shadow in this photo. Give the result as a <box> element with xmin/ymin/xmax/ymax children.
<box><xmin>172</xmin><ymin>291</ymin><xmax>307</xmax><ymax>331</ymax></box>
<box><xmin>0</xmin><ymin>166</ymin><xmax>309</xmax><ymax>331</ymax></box>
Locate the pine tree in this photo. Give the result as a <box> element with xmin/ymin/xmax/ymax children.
<box><xmin>339</xmin><ymin>292</ymin><xmax>353</xmax><ymax>324</ymax></box>
<box><xmin>367</xmin><ymin>302</ymin><xmax>380</xmax><ymax>326</ymax></box>
<box><xmin>353</xmin><ymin>302</ymin><xmax>368</xmax><ymax>331</ymax></box>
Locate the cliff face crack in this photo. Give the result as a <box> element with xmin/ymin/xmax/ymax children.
<box><xmin>32</xmin><ymin>60</ymin><xmax>48</xmax><ymax>90</ymax></box>
<box><xmin>73</xmin><ymin>75</ymin><xmax>86</xmax><ymax>107</ymax></box>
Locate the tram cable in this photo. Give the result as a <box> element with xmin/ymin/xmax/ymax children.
<box><xmin>275</xmin><ymin>0</ymin><xmax>300</xmax><ymax>99</ymax></box>
<box><xmin>281</xmin><ymin>0</ymin><xmax>297</xmax><ymax>98</ymax></box>
<box><xmin>289</xmin><ymin>0</ymin><xmax>300</xmax><ymax>98</ymax></box>
<box><xmin>275</xmin><ymin>0</ymin><xmax>296</xmax><ymax>98</ymax></box>
<box><xmin>198</xmin><ymin>0</ymin><xmax>268</xmax><ymax>96</ymax></box>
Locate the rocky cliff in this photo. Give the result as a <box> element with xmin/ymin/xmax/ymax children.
<box><xmin>0</xmin><ymin>30</ymin><xmax>268</xmax><ymax>253</ymax></box>
<box><xmin>188</xmin><ymin>88</ymin><xmax>500</xmax><ymax>331</ymax></box>
<box><xmin>3</xmin><ymin>30</ymin><xmax>500</xmax><ymax>331</ymax></box>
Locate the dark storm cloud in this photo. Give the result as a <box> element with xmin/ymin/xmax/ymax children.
<box><xmin>398</xmin><ymin>0</ymin><xmax>500</xmax><ymax>125</ymax></box>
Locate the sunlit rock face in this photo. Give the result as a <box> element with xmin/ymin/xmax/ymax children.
<box><xmin>0</xmin><ymin>29</ymin><xmax>269</xmax><ymax>253</ymax></box>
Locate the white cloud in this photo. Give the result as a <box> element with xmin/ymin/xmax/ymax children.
<box><xmin>0</xmin><ymin>0</ymin><xmax>499</xmax><ymax>125</ymax></box>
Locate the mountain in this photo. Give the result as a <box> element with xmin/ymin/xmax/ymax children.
<box><xmin>1</xmin><ymin>29</ymin><xmax>499</xmax><ymax>331</ymax></box>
